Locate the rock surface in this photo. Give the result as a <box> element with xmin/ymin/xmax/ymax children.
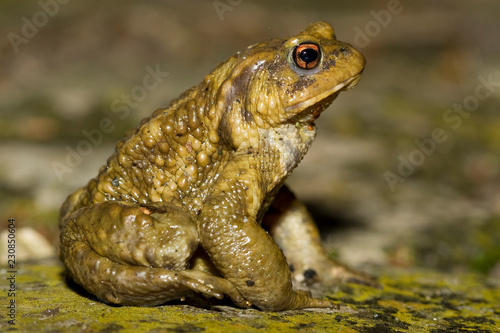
<box><xmin>1</xmin><ymin>259</ymin><xmax>498</xmax><ymax>332</ymax></box>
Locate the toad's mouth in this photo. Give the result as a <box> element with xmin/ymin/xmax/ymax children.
<box><xmin>285</xmin><ymin>73</ymin><xmax>362</xmax><ymax>116</ymax></box>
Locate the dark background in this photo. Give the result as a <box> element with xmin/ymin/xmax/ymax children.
<box><xmin>1</xmin><ymin>0</ymin><xmax>499</xmax><ymax>276</ymax></box>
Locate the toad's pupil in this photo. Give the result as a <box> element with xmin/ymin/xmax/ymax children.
<box><xmin>293</xmin><ymin>43</ymin><xmax>321</xmax><ymax>70</ymax></box>
<box><xmin>300</xmin><ymin>48</ymin><xmax>318</xmax><ymax>63</ymax></box>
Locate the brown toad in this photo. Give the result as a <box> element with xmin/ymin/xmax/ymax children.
<box><xmin>59</xmin><ymin>21</ymin><xmax>366</xmax><ymax>311</ymax></box>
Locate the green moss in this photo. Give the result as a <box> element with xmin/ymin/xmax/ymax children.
<box><xmin>1</xmin><ymin>260</ymin><xmax>498</xmax><ymax>332</ymax></box>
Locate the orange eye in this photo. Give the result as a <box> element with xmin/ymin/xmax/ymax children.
<box><xmin>293</xmin><ymin>43</ymin><xmax>321</xmax><ymax>70</ymax></box>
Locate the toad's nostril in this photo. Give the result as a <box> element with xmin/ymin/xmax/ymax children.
<box><xmin>339</xmin><ymin>46</ymin><xmax>351</xmax><ymax>56</ymax></box>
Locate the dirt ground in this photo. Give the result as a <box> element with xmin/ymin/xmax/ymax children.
<box><xmin>0</xmin><ymin>1</ymin><xmax>499</xmax><ymax>328</ymax></box>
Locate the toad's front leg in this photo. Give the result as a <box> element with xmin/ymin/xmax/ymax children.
<box><xmin>198</xmin><ymin>162</ymin><xmax>333</xmax><ymax>311</ymax></box>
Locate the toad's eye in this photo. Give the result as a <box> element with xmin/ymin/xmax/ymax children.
<box><xmin>293</xmin><ymin>43</ymin><xmax>321</xmax><ymax>70</ymax></box>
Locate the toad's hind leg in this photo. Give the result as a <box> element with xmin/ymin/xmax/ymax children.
<box><xmin>59</xmin><ymin>201</ymin><xmax>249</xmax><ymax>307</ymax></box>
<box><xmin>263</xmin><ymin>186</ymin><xmax>376</xmax><ymax>287</ymax></box>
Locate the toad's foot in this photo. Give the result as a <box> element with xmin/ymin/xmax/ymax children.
<box><xmin>61</xmin><ymin>240</ymin><xmax>250</xmax><ymax>307</ymax></box>
<box><xmin>59</xmin><ymin>201</ymin><xmax>250</xmax><ymax>307</ymax></box>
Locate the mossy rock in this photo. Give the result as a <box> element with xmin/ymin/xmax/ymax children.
<box><xmin>1</xmin><ymin>259</ymin><xmax>499</xmax><ymax>332</ymax></box>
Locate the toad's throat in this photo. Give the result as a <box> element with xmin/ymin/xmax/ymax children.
<box><xmin>290</xmin><ymin>93</ymin><xmax>337</xmax><ymax>128</ymax></box>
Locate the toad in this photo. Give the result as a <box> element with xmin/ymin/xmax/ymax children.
<box><xmin>59</xmin><ymin>21</ymin><xmax>367</xmax><ymax>311</ymax></box>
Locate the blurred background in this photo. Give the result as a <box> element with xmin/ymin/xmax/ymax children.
<box><xmin>1</xmin><ymin>0</ymin><xmax>499</xmax><ymax>277</ymax></box>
